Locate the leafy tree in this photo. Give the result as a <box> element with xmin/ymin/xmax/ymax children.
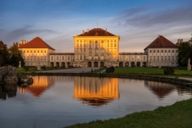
<box><xmin>177</xmin><ymin>41</ymin><xmax>192</xmax><ymax>67</ymax></box>
<box><xmin>8</xmin><ymin>42</ymin><xmax>25</xmax><ymax>67</ymax></box>
<box><xmin>0</xmin><ymin>41</ymin><xmax>9</xmax><ymax>66</ymax></box>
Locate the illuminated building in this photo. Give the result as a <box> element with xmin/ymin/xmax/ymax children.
<box><xmin>73</xmin><ymin>28</ymin><xmax>120</xmax><ymax>67</ymax></box>
<box><xmin>119</xmin><ymin>53</ymin><xmax>147</xmax><ymax>67</ymax></box>
<box><xmin>19</xmin><ymin>28</ymin><xmax>178</xmax><ymax>68</ymax></box>
<box><xmin>19</xmin><ymin>37</ymin><xmax>55</xmax><ymax>69</ymax></box>
<box><xmin>144</xmin><ymin>35</ymin><xmax>178</xmax><ymax>67</ymax></box>
<box><xmin>49</xmin><ymin>53</ymin><xmax>74</xmax><ymax>68</ymax></box>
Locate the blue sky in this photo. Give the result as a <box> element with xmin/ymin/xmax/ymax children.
<box><xmin>1</xmin><ymin>0</ymin><xmax>192</xmax><ymax>52</ymax></box>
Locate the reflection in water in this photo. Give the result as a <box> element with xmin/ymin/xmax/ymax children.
<box><xmin>0</xmin><ymin>76</ymin><xmax>192</xmax><ymax>128</ymax></box>
<box><xmin>144</xmin><ymin>81</ymin><xmax>175</xmax><ymax>99</ymax></box>
<box><xmin>18</xmin><ymin>76</ymin><xmax>54</xmax><ymax>97</ymax></box>
<box><xmin>74</xmin><ymin>77</ymin><xmax>119</xmax><ymax>106</ymax></box>
<box><xmin>0</xmin><ymin>84</ymin><xmax>17</xmax><ymax>100</ymax></box>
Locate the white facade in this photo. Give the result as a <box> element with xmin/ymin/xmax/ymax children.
<box><xmin>145</xmin><ymin>48</ymin><xmax>178</xmax><ymax>67</ymax></box>
<box><xmin>19</xmin><ymin>31</ymin><xmax>179</xmax><ymax>69</ymax></box>
<box><xmin>119</xmin><ymin>53</ymin><xmax>147</xmax><ymax>67</ymax></box>
<box><xmin>49</xmin><ymin>53</ymin><xmax>74</xmax><ymax>68</ymax></box>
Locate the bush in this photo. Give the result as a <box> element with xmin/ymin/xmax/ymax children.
<box><xmin>163</xmin><ymin>67</ymin><xmax>175</xmax><ymax>75</ymax></box>
<box><xmin>24</xmin><ymin>66</ymin><xmax>37</xmax><ymax>71</ymax></box>
<box><xmin>106</xmin><ymin>66</ymin><xmax>115</xmax><ymax>73</ymax></box>
<box><xmin>41</xmin><ymin>65</ymin><xmax>47</xmax><ymax>70</ymax></box>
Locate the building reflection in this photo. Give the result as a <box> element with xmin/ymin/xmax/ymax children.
<box><xmin>74</xmin><ymin>77</ymin><xmax>119</xmax><ymax>106</ymax></box>
<box><xmin>176</xmin><ymin>85</ymin><xmax>192</xmax><ymax>96</ymax></box>
<box><xmin>144</xmin><ymin>81</ymin><xmax>175</xmax><ymax>99</ymax></box>
<box><xmin>0</xmin><ymin>84</ymin><xmax>17</xmax><ymax>100</ymax></box>
<box><xmin>18</xmin><ymin>76</ymin><xmax>54</xmax><ymax>97</ymax></box>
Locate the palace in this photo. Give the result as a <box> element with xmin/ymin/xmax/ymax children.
<box><xmin>18</xmin><ymin>28</ymin><xmax>178</xmax><ymax>69</ymax></box>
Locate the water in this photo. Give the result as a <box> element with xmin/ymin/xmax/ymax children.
<box><xmin>0</xmin><ymin>76</ymin><xmax>192</xmax><ymax>128</ymax></box>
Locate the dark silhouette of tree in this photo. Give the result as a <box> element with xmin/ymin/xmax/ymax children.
<box><xmin>8</xmin><ymin>43</ymin><xmax>25</xmax><ymax>67</ymax></box>
<box><xmin>0</xmin><ymin>41</ymin><xmax>9</xmax><ymax>66</ymax></box>
<box><xmin>177</xmin><ymin>42</ymin><xmax>192</xmax><ymax>67</ymax></box>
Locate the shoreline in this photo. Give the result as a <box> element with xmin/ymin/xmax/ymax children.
<box><xmin>66</xmin><ymin>98</ymin><xmax>192</xmax><ymax>128</ymax></box>
<box><xmin>23</xmin><ymin>72</ymin><xmax>192</xmax><ymax>87</ymax></box>
<box><xmin>18</xmin><ymin>71</ymin><xmax>192</xmax><ymax>128</ymax></box>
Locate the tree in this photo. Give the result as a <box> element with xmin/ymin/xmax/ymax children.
<box><xmin>177</xmin><ymin>41</ymin><xmax>192</xmax><ymax>67</ymax></box>
<box><xmin>0</xmin><ymin>41</ymin><xmax>9</xmax><ymax>66</ymax></box>
<box><xmin>8</xmin><ymin>42</ymin><xmax>25</xmax><ymax>67</ymax></box>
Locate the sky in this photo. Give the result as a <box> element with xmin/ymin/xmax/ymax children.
<box><xmin>0</xmin><ymin>0</ymin><xmax>192</xmax><ymax>52</ymax></box>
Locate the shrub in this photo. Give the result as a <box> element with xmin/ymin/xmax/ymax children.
<box><xmin>163</xmin><ymin>67</ymin><xmax>175</xmax><ymax>75</ymax></box>
<box><xmin>106</xmin><ymin>66</ymin><xmax>115</xmax><ymax>73</ymax></box>
<box><xmin>41</xmin><ymin>65</ymin><xmax>47</xmax><ymax>70</ymax></box>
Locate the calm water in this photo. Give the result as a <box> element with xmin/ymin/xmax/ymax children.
<box><xmin>0</xmin><ymin>76</ymin><xmax>192</xmax><ymax>128</ymax></box>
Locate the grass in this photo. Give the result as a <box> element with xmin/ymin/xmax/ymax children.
<box><xmin>114</xmin><ymin>67</ymin><xmax>164</xmax><ymax>75</ymax></box>
<box><xmin>16</xmin><ymin>67</ymin><xmax>36</xmax><ymax>74</ymax></box>
<box><xmin>174</xmin><ymin>69</ymin><xmax>192</xmax><ymax>76</ymax></box>
<box><xmin>114</xmin><ymin>67</ymin><xmax>192</xmax><ymax>76</ymax></box>
<box><xmin>66</xmin><ymin>98</ymin><xmax>192</xmax><ymax>128</ymax></box>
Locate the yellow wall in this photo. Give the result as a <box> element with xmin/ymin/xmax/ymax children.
<box><xmin>19</xmin><ymin>48</ymin><xmax>54</xmax><ymax>67</ymax></box>
<box><xmin>73</xmin><ymin>36</ymin><xmax>120</xmax><ymax>67</ymax></box>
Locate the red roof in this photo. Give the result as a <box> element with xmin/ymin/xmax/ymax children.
<box><xmin>145</xmin><ymin>35</ymin><xmax>177</xmax><ymax>50</ymax></box>
<box><xmin>78</xmin><ymin>28</ymin><xmax>115</xmax><ymax>36</ymax></box>
<box><xmin>19</xmin><ymin>37</ymin><xmax>55</xmax><ymax>50</ymax></box>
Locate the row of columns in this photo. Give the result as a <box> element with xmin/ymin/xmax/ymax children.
<box><xmin>50</xmin><ymin>62</ymin><xmax>71</xmax><ymax>68</ymax></box>
<box><xmin>87</xmin><ymin>61</ymin><xmax>105</xmax><ymax>68</ymax></box>
<box><xmin>119</xmin><ymin>61</ymin><xmax>147</xmax><ymax>67</ymax></box>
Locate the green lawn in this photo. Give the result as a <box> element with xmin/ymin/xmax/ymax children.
<box><xmin>174</xmin><ymin>69</ymin><xmax>192</xmax><ymax>76</ymax></box>
<box><xmin>66</xmin><ymin>99</ymin><xmax>192</xmax><ymax>128</ymax></box>
<box><xmin>16</xmin><ymin>67</ymin><xmax>36</xmax><ymax>74</ymax></box>
<box><xmin>114</xmin><ymin>67</ymin><xmax>164</xmax><ymax>75</ymax></box>
<box><xmin>114</xmin><ymin>67</ymin><xmax>192</xmax><ymax>76</ymax></box>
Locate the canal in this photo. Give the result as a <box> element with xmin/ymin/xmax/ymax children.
<box><xmin>0</xmin><ymin>76</ymin><xmax>192</xmax><ymax>128</ymax></box>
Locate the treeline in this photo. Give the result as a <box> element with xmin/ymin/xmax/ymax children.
<box><xmin>177</xmin><ymin>38</ymin><xmax>192</xmax><ymax>67</ymax></box>
<box><xmin>0</xmin><ymin>41</ymin><xmax>24</xmax><ymax>67</ymax></box>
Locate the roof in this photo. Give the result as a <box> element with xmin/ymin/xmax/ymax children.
<box><xmin>145</xmin><ymin>35</ymin><xmax>177</xmax><ymax>50</ymax></box>
<box><xmin>19</xmin><ymin>37</ymin><xmax>55</xmax><ymax>50</ymax></box>
<box><xmin>49</xmin><ymin>52</ymin><xmax>74</xmax><ymax>55</ymax></box>
<box><xmin>77</xmin><ymin>28</ymin><xmax>116</xmax><ymax>36</ymax></box>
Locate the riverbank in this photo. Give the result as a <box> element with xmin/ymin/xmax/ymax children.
<box><xmin>22</xmin><ymin>72</ymin><xmax>192</xmax><ymax>87</ymax></box>
<box><xmin>66</xmin><ymin>98</ymin><xmax>192</xmax><ymax>128</ymax></box>
<box><xmin>114</xmin><ymin>67</ymin><xmax>192</xmax><ymax>76</ymax></box>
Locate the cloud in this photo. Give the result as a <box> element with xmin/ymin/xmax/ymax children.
<box><xmin>116</xmin><ymin>5</ymin><xmax>192</xmax><ymax>27</ymax></box>
<box><xmin>0</xmin><ymin>25</ymin><xmax>58</xmax><ymax>44</ymax></box>
<box><xmin>113</xmin><ymin>3</ymin><xmax>192</xmax><ymax>52</ymax></box>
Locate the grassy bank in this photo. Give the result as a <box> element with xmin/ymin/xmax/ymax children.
<box><xmin>67</xmin><ymin>99</ymin><xmax>192</xmax><ymax>128</ymax></box>
<box><xmin>114</xmin><ymin>67</ymin><xmax>192</xmax><ymax>76</ymax></box>
<box><xmin>16</xmin><ymin>67</ymin><xmax>36</xmax><ymax>74</ymax></box>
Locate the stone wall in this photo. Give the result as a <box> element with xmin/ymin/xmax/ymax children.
<box><xmin>0</xmin><ymin>66</ymin><xmax>18</xmax><ymax>84</ymax></box>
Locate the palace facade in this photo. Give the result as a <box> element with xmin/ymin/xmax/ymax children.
<box><xmin>19</xmin><ymin>28</ymin><xmax>178</xmax><ymax>69</ymax></box>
